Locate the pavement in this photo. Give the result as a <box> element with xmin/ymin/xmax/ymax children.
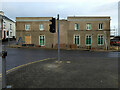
<box><xmin>3</xmin><ymin>39</ymin><xmax>120</xmax><ymax>51</ymax></box>
<box><xmin>7</xmin><ymin>44</ymin><xmax>120</xmax><ymax>52</ymax></box>
<box><xmin>6</xmin><ymin>56</ymin><xmax>118</xmax><ymax>88</ymax></box>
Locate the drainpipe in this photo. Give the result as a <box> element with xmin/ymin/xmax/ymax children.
<box><xmin>104</xmin><ymin>30</ymin><xmax>108</xmax><ymax>50</ymax></box>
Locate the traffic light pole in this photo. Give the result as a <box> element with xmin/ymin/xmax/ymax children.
<box><xmin>2</xmin><ymin>46</ymin><xmax>11</xmax><ymax>89</ymax></box>
<box><xmin>57</xmin><ymin>14</ymin><xmax>60</xmax><ymax>61</ymax></box>
<box><xmin>2</xmin><ymin>45</ymin><xmax>7</xmax><ymax>89</ymax></box>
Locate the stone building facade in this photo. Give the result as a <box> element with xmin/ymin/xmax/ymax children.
<box><xmin>16</xmin><ymin>16</ymin><xmax>110</xmax><ymax>50</ymax></box>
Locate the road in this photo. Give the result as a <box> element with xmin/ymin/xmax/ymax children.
<box><xmin>1</xmin><ymin>41</ymin><xmax>119</xmax><ymax>88</ymax></box>
<box><xmin>2</xmin><ymin>40</ymin><xmax>119</xmax><ymax>70</ymax></box>
<box><xmin>5</xmin><ymin>47</ymin><xmax>119</xmax><ymax>70</ymax></box>
<box><xmin>5</xmin><ymin>47</ymin><xmax>119</xmax><ymax>88</ymax></box>
<box><xmin>2</xmin><ymin>39</ymin><xmax>119</xmax><ymax>88</ymax></box>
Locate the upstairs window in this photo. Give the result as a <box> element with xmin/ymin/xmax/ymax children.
<box><xmin>40</xmin><ymin>24</ymin><xmax>44</xmax><ymax>31</ymax></box>
<box><xmin>3</xmin><ymin>22</ymin><xmax>6</xmax><ymax>29</ymax></box>
<box><xmin>75</xmin><ymin>23</ymin><xmax>79</xmax><ymax>30</ymax></box>
<box><xmin>10</xmin><ymin>24</ymin><xmax>12</xmax><ymax>30</ymax></box>
<box><xmin>99</xmin><ymin>23</ymin><xmax>103</xmax><ymax>30</ymax></box>
<box><xmin>86</xmin><ymin>24</ymin><xmax>91</xmax><ymax>30</ymax></box>
<box><xmin>25</xmin><ymin>24</ymin><xmax>30</xmax><ymax>30</ymax></box>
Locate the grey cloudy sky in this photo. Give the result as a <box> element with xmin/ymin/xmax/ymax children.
<box><xmin>0</xmin><ymin>0</ymin><xmax>119</xmax><ymax>29</ymax></box>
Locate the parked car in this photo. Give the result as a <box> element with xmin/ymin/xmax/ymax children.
<box><xmin>110</xmin><ymin>39</ymin><xmax>120</xmax><ymax>46</ymax></box>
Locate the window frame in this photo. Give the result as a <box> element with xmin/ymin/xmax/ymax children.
<box><xmin>3</xmin><ymin>22</ymin><xmax>6</xmax><ymax>29</ymax></box>
<box><xmin>98</xmin><ymin>23</ymin><xmax>103</xmax><ymax>30</ymax></box>
<box><xmin>25</xmin><ymin>24</ymin><xmax>30</xmax><ymax>30</ymax></box>
<box><xmin>39</xmin><ymin>35</ymin><xmax>45</xmax><ymax>46</ymax></box>
<box><xmin>10</xmin><ymin>24</ymin><xmax>12</xmax><ymax>30</ymax></box>
<box><xmin>74</xmin><ymin>23</ymin><xmax>79</xmax><ymax>30</ymax></box>
<box><xmin>73</xmin><ymin>35</ymin><xmax>80</xmax><ymax>46</ymax></box>
<box><xmin>40</xmin><ymin>24</ymin><xmax>44</xmax><ymax>31</ymax></box>
<box><xmin>98</xmin><ymin>34</ymin><xmax>104</xmax><ymax>45</ymax></box>
<box><xmin>86</xmin><ymin>23</ymin><xmax>91</xmax><ymax>30</ymax></box>
<box><xmin>85</xmin><ymin>34</ymin><xmax>92</xmax><ymax>46</ymax></box>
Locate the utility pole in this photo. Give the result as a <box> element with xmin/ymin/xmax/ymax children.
<box><xmin>57</xmin><ymin>14</ymin><xmax>60</xmax><ymax>61</ymax></box>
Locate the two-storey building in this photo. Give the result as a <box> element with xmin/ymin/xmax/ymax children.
<box><xmin>67</xmin><ymin>17</ymin><xmax>110</xmax><ymax>49</ymax></box>
<box><xmin>16</xmin><ymin>16</ymin><xmax>110</xmax><ymax>50</ymax></box>
<box><xmin>0</xmin><ymin>15</ymin><xmax>2</xmax><ymax>41</ymax></box>
<box><xmin>16</xmin><ymin>17</ymin><xmax>55</xmax><ymax>48</ymax></box>
<box><xmin>0</xmin><ymin>11</ymin><xmax>16</xmax><ymax>41</ymax></box>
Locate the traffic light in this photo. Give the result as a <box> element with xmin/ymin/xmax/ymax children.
<box><xmin>49</xmin><ymin>18</ymin><xmax>56</xmax><ymax>33</ymax></box>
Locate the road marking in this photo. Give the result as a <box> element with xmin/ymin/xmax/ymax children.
<box><xmin>0</xmin><ymin>58</ymin><xmax>55</xmax><ymax>78</ymax></box>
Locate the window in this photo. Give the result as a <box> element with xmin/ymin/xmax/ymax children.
<box><xmin>99</xmin><ymin>23</ymin><xmax>103</xmax><ymax>30</ymax></box>
<box><xmin>25</xmin><ymin>24</ymin><xmax>30</xmax><ymax>30</ymax></box>
<box><xmin>74</xmin><ymin>35</ymin><xmax>80</xmax><ymax>46</ymax></box>
<box><xmin>10</xmin><ymin>24</ymin><xmax>12</xmax><ymax>30</ymax></box>
<box><xmin>40</xmin><ymin>24</ymin><xmax>44</xmax><ymax>30</ymax></box>
<box><xmin>86</xmin><ymin>35</ymin><xmax>92</xmax><ymax>45</ymax></box>
<box><xmin>40</xmin><ymin>35</ymin><xmax>45</xmax><ymax>46</ymax></box>
<box><xmin>98</xmin><ymin>35</ymin><xmax>103</xmax><ymax>45</ymax></box>
<box><xmin>75</xmin><ymin>23</ymin><xmax>79</xmax><ymax>30</ymax></box>
<box><xmin>86</xmin><ymin>24</ymin><xmax>91</xmax><ymax>30</ymax></box>
<box><xmin>3</xmin><ymin>22</ymin><xmax>6</xmax><ymax>29</ymax></box>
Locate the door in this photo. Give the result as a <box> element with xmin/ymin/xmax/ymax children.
<box><xmin>25</xmin><ymin>36</ymin><xmax>31</xmax><ymax>44</ymax></box>
<box><xmin>4</xmin><ymin>31</ymin><xmax>6</xmax><ymax>39</ymax></box>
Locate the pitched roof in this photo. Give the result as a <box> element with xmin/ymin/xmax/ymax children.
<box><xmin>0</xmin><ymin>15</ymin><xmax>15</xmax><ymax>23</ymax></box>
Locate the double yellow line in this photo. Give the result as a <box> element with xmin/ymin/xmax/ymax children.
<box><xmin>0</xmin><ymin>58</ymin><xmax>54</xmax><ymax>78</ymax></box>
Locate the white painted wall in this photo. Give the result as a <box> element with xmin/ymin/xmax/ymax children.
<box><xmin>2</xmin><ymin>18</ymin><xmax>15</xmax><ymax>39</ymax></box>
<box><xmin>118</xmin><ymin>1</ymin><xmax>120</xmax><ymax>36</ymax></box>
<box><xmin>0</xmin><ymin>16</ymin><xmax>2</xmax><ymax>41</ymax></box>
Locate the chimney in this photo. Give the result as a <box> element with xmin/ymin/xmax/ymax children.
<box><xmin>0</xmin><ymin>11</ymin><xmax>4</xmax><ymax>16</ymax></box>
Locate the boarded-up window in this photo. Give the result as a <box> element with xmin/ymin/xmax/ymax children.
<box><xmin>25</xmin><ymin>36</ymin><xmax>31</xmax><ymax>44</ymax></box>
